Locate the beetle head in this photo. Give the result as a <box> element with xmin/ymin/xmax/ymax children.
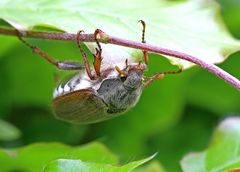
<box><xmin>122</xmin><ymin>63</ymin><xmax>146</xmax><ymax>91</ymax></box>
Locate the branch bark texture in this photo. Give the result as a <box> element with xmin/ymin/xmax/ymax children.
<box><xmin>0</xmin><ymin>27</ymin><xmax>239</xmax><ymax>90</ymax></box>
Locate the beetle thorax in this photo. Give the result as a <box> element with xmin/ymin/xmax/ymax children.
<box><xmin>97</xmin><ymin>66</ymin><xmax>144</xmax><ymax>114</ymax></box>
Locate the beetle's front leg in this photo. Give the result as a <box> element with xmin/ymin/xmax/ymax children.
<box><xmin>144</xmin><ymin>74</ymin><xmax>165</xmax><ymax>88</ymax></box>
<box><xmin>139</xmin><ymin>20</ymin><xmax>148</xmax><ymax>65</ymax></box>
<box><xmin>93</xmin><ymin>29</ymin><xmax>103</xmax><ymax>77</ymax></box>
<box><xmin>144</xmin><ymin>68</ymin><xmax>183</xmax><ymax>88</ymax></box>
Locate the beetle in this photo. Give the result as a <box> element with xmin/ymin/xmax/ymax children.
<box><xmin>17</xmin><ymin>21</ymin><xmax>181</xmax><ymax>124</ymax></box>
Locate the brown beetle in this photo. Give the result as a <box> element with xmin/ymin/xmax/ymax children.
<box><xmin>18</xmin><ymin>21</ymin><xmax>181</xmax><ymax>124</ymax></box>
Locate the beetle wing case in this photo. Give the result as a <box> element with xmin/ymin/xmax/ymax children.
<box><xmin>52</xmin><ymin>89</ymin><xmax>110</xmax><ymax>124</ymax></box>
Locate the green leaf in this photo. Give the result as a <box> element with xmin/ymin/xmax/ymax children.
<box><xmin>186</xmin><ymin>52</ymin><xmax>240</xmax><ymax>116</ymax></box>
<box><xmin>43</xmin><ymin>153</ymin><xmax>156</xmax><ymax>172</ymax></box>
<box><xmin>0</xmin><ymin>119</ymin><xmax>21</xmax><ymax>141</ymax></box>
<box><xmin>0</xmin><ymin>142</ymin><xmax>118</xmax><ymax>172</ymax></box>
<box><xmin>133</xmin><ymin>161</ymin><xmax>166</xmax><ymax>172</ymax></box>
<box><xmin>0</xmin><ymin>35</ymin><xmax>18</xmax><ymax>58</ymax></box>
<box><xmin>0</xmin><ymin>0</ymin><xmax>239</xmax><ymax>68</ymax></box>
<box><xmin>181</xmin><ymin>117</ymin><xmax>240</xmax><ymax>172</ymax></box>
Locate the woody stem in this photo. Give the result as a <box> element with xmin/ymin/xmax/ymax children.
<box><xmin>0</xmin><ymin>27</ymin><xmax>239</xmax><ymax>90</ymax></box>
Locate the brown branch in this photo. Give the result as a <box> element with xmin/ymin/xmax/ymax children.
<box><xmin>0</xmin><ymin>27</ymin><xmax>239</xmax><ymax>90</ymax></box>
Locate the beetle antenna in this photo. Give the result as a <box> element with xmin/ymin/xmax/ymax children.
<box><xmin>115</xmin><ymin>65</ymin><xmax>127</xmax><ymax>76</ymax></box>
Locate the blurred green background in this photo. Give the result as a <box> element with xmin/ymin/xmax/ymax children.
<box><xmin>0</xmin><ymin>0</ymin><xmax>239</xmax><ymax>171</ymax></box>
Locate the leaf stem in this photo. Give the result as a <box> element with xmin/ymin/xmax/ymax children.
<box><xmin>0</xmin><ymin>27</ymin><xmax>239</xmax><ymax>90</ymax></box>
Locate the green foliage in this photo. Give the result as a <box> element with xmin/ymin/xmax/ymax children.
<box><xmin>0</xmin><ymin>142</ymin><xmax>117</xmax><ymax>171</ymax></box>
<box><xmin>44</xmin><ymin>154</ymin><xmax>156</xmax><ymax>172</ymax></box>
<box><xmin>0</xmin><ymin>119</ymin><xmax>21</xmax><ymax>141</ymax></box>
<box><xmin>0</xmin><ymin>142</ymin><xmax>156</xmax><ymax>172</ymax></box>
<box><xmin>186</xmin><ymin>52</ymin><xmax>240</xmax><ymax>116</ymax></box>
<box><xmin>0</xmin><ymin>0</ymin><xmax>239</xmax><ymax>172</ymax></box>
<box><xmin>133</xmin><ymin>161</ymin><xmax>165</xmax><ymax>172</ymax></box>
<box><xmin>181</xmin><ymin>117</ymin><xmax>240</xmax><ymax>172</ymax></box>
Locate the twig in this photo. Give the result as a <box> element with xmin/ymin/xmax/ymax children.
<box><xmin>0</xmin><ymin>27</ymin><xmax>239</xmax><ymax>90</ymax></box>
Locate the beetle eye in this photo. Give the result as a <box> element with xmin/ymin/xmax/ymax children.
<box><xmin>120</xmin><ymin>76</ymin><xmax>127</xmax><ymax>82</ymax></box>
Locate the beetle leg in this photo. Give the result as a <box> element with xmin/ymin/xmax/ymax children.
<box><xmin>144</xmin><ymin>73</ymin><xmax>165</xmax><ymax>88</ymax></box>
<box><xmin>17</xmin><ymin>32</ymin><xmax>84</xmax><ymax>70</ymax></box>
<box><xmin>139</xmin><ymin>20</ymin><xmax>148</xmax><ymax>65</ymax></box>
<box><xmin>93</xmin><ymin>29</ymin><xmax>103</xmax><ymax>76</ymax></box>
<box><xmin>144</xmin><ymin>67</ymin><xmax>183</xmax><ymax>88</ymax></box>
<box><xmin>76</xmin><ymin>30</ymin><xmax>96</xmax><ymax>80</ymax></box>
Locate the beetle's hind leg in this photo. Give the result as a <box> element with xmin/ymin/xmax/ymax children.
<box><xmin>139</xmin><ymin>20</ymin><xmax>148</xmax><ymax>65</ymax></box>
<box><xmin>17</xmin><ymin>31</ymin><xmax>84</xmax><ymax>70</ymax></box>
<box><xmin>144</xmin><ymin>67</ymin><xmax>183</xmax><ymax>88</ymax></box>
<box><xmin>76</xmin><ymin>30</ymin><xmax>97</xmax><ymax>80</ymax></box>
